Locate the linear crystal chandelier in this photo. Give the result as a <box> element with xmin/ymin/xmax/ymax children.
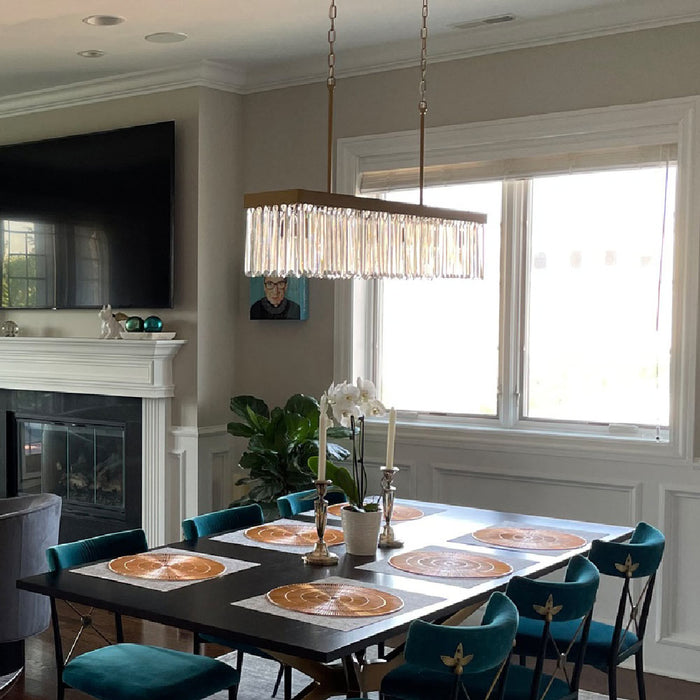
<box><xmin>244</xmin><ymin>0</ymin><xmax>486</xmax><ymax>280</ymax></box>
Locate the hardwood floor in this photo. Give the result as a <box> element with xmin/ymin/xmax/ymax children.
<box><xmin>3</xmin><ymin>602</ymin><xmax>699</xmax><ymax>699</ymax></box>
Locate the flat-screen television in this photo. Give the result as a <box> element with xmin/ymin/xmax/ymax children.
<box><xmin>0</xmin><ymin>121</ymin><xmax>174</xmax><ymax>309</ymax></box>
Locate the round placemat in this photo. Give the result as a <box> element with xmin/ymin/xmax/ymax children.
<box><xmin>471</xmin><ymin>526</ymin><xmax>586</xmax><ymax>550</ymax></box>
<box><xmin>267</xmin><ymin>582</ymin><xmax>404</xmax><ymax>617</ymax></box>
<box><xmin>245</xmin><ymin>523</ymin><xmax>344</xmax><ymax>546</ymax></box>
<box><xmin>108</xmin><ymin>553</ymin><xmax>226</xmax><ymax>581</ymax></box>
<box><xmin>328</xmin><ymin>503</ymin><xmax>424</xmax><ymax>521</ymax></box>
<box><xmin>389</xmin><ymin>550</ymin><xmax>512</xmax><ymax>578</ymax></box>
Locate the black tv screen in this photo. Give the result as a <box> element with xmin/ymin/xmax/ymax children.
<box><xmin>0</xmin><ymin>121</ymin><xmax>174</xmax><ymax>309</ymax></box>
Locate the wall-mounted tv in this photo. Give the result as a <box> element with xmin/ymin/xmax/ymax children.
<box><xmin>0</xmin><ymin>121</ymin><xmax>174</xmax><ymax>309</ymax></box>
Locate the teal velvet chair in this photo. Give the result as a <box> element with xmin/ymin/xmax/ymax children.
<box><xmin>182</xmin><ymin>504</ymin><xmax>290</xmax><ymax>700</ymax></box>
<box><xmin>181</xmin><ymin>503</ymin><xmax>264</xmax><ymax>541</ymax></box>
<box><xmin>380</xmin><ymin>591</ymin><xmax>519</xmax><ymax>700</ymax></box>
<box><xmin>46</xmin><ymin>529</ymin><xmax>240</xmax><ymax>700</ymax></box>
<box><xmin>276</xmin><ymin>488</ymin><xmax>347</xmax><ymax>518</ymax></box>
<box><xmin>502</xmin><ymin>555</ymin><xmax>600</xmax><ymax>700</ymax></box>
<box><xmin>514</xmin><ymin>522</ymin><xmax>664</xmax><ymax>700</ymax></box>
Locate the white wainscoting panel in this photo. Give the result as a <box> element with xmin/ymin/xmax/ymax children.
<box><xmin>659</xmin><ymin>487</ymin><xmax>700</xmax><ymax>650</ymax></box>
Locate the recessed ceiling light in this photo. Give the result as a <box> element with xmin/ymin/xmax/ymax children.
<box><xmin>82</xmin><ymin>15</ymin><xmax>126</xmax><ymax>26</ymax></box>
<box><xmin>144</xmin><ymin>32</ymin><xmax>188</xmax><ymax>44</ymax></box>
<box><xmin>77</xmin><ymin>49</ymin><xmax>106</xmax><ymax>58</ymax></box>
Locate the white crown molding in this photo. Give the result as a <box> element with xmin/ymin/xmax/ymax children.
<box><xmin>0</xmin><ymin>5</ymin><xmax>698</xmax><ymax>116</ymax></box>
<box><xmin>0</xmin><ymin>60</ymin><xmax>246</xmax><ymax>119</ymax></box>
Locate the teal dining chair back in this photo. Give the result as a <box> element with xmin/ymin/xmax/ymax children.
<box><xmin>181</xmin><ymin>504</ymin><xmax>290</xmax><ymax>700</ymax></box>
<box><xmin>380</xmin><ymin>591</ymin><xmax>519</xmax><ymax>700</ymax></box>
<box><xmin>276</xmin><ymin>488</ymin><xmax>347</xmax><ymax>518</ymax></box>
<box><xmin>506</xmin><ymin>555</ymin><xmax>600</xmax><ymax>700</ymax></box>
<box><xmin>46</xmin><ymin>529</ymin><xmax>240</xmax><ymax>700</ymax></box>
<box><xmin>584</xmin><ymin>522</ymin><xmax>665</xmax><ymax>700</ymax></box>
<box><xmin>181</xmin><ymin>503</ymin><xmax>264</xmax><ymax>540</ymax></box>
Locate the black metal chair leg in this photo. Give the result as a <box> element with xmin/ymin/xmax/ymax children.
<box><xmin>228</xmin><ymin>684</ymin><xmax>239</xmax><ymax>700</ymax></box>
<box><xmin>271</xmin><ymin>662</ymin><xmax>284</xmax><ymax>697</ymax></box>
<box><xmin>236</xmin><ymin>651</ymin><xmax>244</xmax><ymax>675</ymax></box>
<box><xmin>635</xmin><ymin>650</ymin><xmax>647</xmax><ymax>700</ymax></box>
<box><xmin>284</xmin><ymin>664</ymin><xmax>292</xmax><ymax>700</ymax></box>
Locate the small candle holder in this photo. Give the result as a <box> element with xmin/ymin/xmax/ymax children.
<box><xmin>302</xmin><ymin>479</ymin><xmax>339</xmax><ymax>566</ymax></box>
<box><xmin>379</xmin><ymin>466</ymin><xmax>403</xmax><ymax>549</ymax></box>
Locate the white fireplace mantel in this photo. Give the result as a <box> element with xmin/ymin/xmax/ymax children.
<box><xmin>0</xmin><ymin>337</ymin><xmax>186</xmax><ymax>545</ymax></box>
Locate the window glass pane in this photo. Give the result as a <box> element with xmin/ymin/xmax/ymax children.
<box><xmin>380</xmin><ymin>182</ymin><xmax>502</xmax><ymax>414</ymax></box>
<box><xmin>525</xmin><ymin>166</ymin><xmax>674</xmax><ymax>426</ymax></box>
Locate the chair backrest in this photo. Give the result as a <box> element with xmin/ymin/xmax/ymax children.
<box><xmin>588</xmin><ymin>522</ymin><xmax>665</xmax><ymax>662</ymax></box>
<box><xmin>276</xmin><ymin>489</ymin><xmax>347</xmax><ymax>518</ymax></box>
<box><xmin>46</xmin><ymin>528</ymin><xmax>148</xmax><ymax>572</ymax></box>
<box><xmin>0</xmin><ymin>493</ymin><xmax>62</xmax><ymax>641</ymax></box>
<box><xmin>506</xmin><ymin>555</ymin><xmax>600</xmax><ymax>699</ymax></box>
<box><xmin>181</xmin><ymin>503</ymin><xmax>264</xmax><ymax>541</ymax></box>
<box><xmin>403</xmin><ymin>592</ymin><xmax>518</xmax><ymax>697</ymax></box>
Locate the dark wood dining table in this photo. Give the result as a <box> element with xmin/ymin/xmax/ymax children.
<box><xmin>17</xmin><ymin>499</ymin><xmax>633</xmax><ymax>699</ymax></box>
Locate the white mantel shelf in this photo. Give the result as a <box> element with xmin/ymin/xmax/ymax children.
<box><xmin>0</xmin><ymin>337</ymin><xmax>186</xmax><ymax>398</ymax></box>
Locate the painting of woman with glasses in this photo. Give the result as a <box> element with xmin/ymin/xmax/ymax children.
<box><xmin>249</xmin><ymin>276</ymin><xmax>308</xmax><ymax>320</ymax></box>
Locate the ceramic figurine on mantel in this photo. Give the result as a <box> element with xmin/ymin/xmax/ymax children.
<box><xmin>98</xmin><ymin>305</ymin><xmax>125</xmax><ymax>339</ymax></box>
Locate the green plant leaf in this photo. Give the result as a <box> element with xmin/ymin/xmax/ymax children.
<box><xmin>226</xmin><ymin>421</ymin><xmax>257</xmax><ymax>438</ymax></box>
<box><xmin>285</xmin><ymin>393</ymin><xmax>319</xmax><ymax>418</ymax></box>
<box><xmin>326</xmin><ymin>426</ymin><xmax>353</xmax><ymax>439</ymax></box>
<box><xmin>230</xmin><ymin>395</ymin><xmax>269</xmax><ymax>422</ymax></box>
<box><xmin>246</xmin><ymin>405</ymin><xmax>270</xmax><ymax>433</ymax></box>
<box><xmin>308</xmin><ymin>456</ymin><xmax>359</xmax><ymax>506</ymax></box>
<box><xmin>285</xmin><ymin>412</ymin><xmax>313</xmax><ymax>444</ymax></box>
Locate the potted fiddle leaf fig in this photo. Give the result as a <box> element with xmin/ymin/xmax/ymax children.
<box><xmin>228</xmin><ymin>393</ymin><xmax>351</xmax><ymax>517</ymax></box>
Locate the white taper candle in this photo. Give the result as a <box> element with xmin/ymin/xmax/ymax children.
<box><xmin>318</xmin><ymin>396</ymin><xmax>327</xmax><ymax>481</ymax></box>
<box><xmin>385</xmin><ymin>407</ymin><xmax>396</xmax><ymax>469</ymax></box>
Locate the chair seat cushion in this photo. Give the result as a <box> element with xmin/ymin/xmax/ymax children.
<box><xmin>200</xmin><ymin>633</ymin><xmax>273</xmax><ymax>660</ymax></box>
<box><xmin>63</xmin><ymin>643</ymin><xmax>239</xmax><ymax>700</ymax></box>
<box><xmin>463</xmin><ymin>663</ymin><xmax>574</xmax><ymax>700</ymax></box>
<box><xmin>381</xmin><ymin>663</ymin><xmax>504</xmax><ymax>700</ymax></box>
<box><xmin>515</xmin><ymin>618</ymin><xmax>640</xmax><ymax>671</ymax></box>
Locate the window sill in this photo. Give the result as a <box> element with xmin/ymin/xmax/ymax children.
<box><xmin>360</xmin><ymin>416</ymin><xmax>681</xmax><ymax>466</ymax></box>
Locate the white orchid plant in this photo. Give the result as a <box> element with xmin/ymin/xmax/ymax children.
<box><xmin>309</xmin><ymin>378</ymin><xmax>386</xmax><ymax>512</ymax></box>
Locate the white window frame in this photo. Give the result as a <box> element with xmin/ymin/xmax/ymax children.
<box><xmin>333</xmin><ymin>98</ymin><xmax>700</xmax><ymax>462</ymax></box>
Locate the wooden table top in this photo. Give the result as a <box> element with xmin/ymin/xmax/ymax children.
<box><xmin>17</xmin><ymin>499</ymin><xmax>632</xmax><ymax>663</ymax></box>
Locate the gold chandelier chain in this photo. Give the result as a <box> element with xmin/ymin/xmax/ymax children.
<box><xmin>327</xmin><ymin>0</ymin><xmax>337</xmax><ymax>193</ymax></box>
<box><xmin>419</xmin><ymin>0</ymin><xmax>428</xmax><ymax>204</ymax></box>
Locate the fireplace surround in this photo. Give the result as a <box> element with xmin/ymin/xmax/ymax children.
<box><xmin>0</xmin><ymin>337</ymin><xmax>185</xmax><ymax>545</ymax></box>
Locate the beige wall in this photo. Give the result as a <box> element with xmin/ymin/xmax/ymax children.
<box><xmin>3</xmin><ymin>21</ymin><xmax>700</xmax><ymax>423</ymax></box>
<box><xmin>239</xmin><ymin>21</ymin><xmax>700</xmax><ymax>408</ymax></box>
<box><xmin>0</xmin><ymin>90</ymin><xmax>201</xmax><ymax>425</ymax></box>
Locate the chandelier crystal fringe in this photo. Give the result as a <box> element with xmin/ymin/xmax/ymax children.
<box><xmin>243</xmin><ymin>0</ymin><xmax>486</xmax><ymax>280</ymax></box>
<box><xmin>245</xmin><ymin>190</ymin><xmax>485</xmax><ymax>279</ymax></box>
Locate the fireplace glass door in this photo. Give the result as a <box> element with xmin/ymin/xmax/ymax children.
<box><xmin>18</xmin><ymin>417</ymin><xmax>126</xmax><ymax>516</ymax></box>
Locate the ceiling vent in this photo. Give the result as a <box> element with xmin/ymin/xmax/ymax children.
<box><xmin>452</xmin><ymin>14</ymin><xmax>516</xmax><ymax>31</ymax></box>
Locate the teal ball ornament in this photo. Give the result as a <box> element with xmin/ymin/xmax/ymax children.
<box><xmin>143</xmin><ymin>316</ymin><xmax>163</xmax><ymax>332</ymax></box>
<box><xmin>124</xmin><ymin>316</ymin><xmax>144</xmax><ymax>332</ymax></box>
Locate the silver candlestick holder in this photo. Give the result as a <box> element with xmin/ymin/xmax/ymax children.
<box><xmin>379</xmin><ymin>466</ymin><xmax>403</xmax><ymax>549</ymax></box>
<box><xmin>302</xmin><ymin>479</ymin><xmax>339</xmax><ymax>566</ymax></box>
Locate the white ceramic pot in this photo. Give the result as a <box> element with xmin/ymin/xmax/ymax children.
<box><xmin>340</xmin><ymin>506</ymin><xmax>382</xmax><ymax>556</ymax></box>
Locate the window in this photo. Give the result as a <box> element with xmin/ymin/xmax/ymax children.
<box><xmin>1</xmin><ymin>220</ymin><xmax>55</xmax><ymax>308</ymax></box>
<box><xmin>337</xmin><ymin>102</ymin><xmax>692</xmax><ymax>445</ymax></box>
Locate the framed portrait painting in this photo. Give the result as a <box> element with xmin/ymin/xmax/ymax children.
<box><xmin>249</xmin><ymin>276</ymin><xmax>309</xmax><ymax>321</ymax></box>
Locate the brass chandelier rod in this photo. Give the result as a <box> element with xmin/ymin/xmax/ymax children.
<box><xmin>327</xmin><ymin>0</ymin><xmax>337</xmax><ymax>194</ymax></box>
<box><xmin>419</xmin><ymin>0</ymin><xmax>428</xmax><ymax>205</ymax></box>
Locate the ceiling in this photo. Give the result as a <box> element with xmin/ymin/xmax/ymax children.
<box><xmin>2</xmin><ymin>0</ymin><xmax>700</xmax><ymax>100</ymax></box>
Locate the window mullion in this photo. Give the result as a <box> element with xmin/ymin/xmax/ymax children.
<box><xmin>500</xmin><ymin>180</ymin><xmax>529</xmax><ymax>427</ymax></box>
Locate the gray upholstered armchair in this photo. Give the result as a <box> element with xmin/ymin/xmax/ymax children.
<box><xmin>0</xmin><ymin>493</ymin><xmax>61</xmax><ymax>690</ymax></box>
